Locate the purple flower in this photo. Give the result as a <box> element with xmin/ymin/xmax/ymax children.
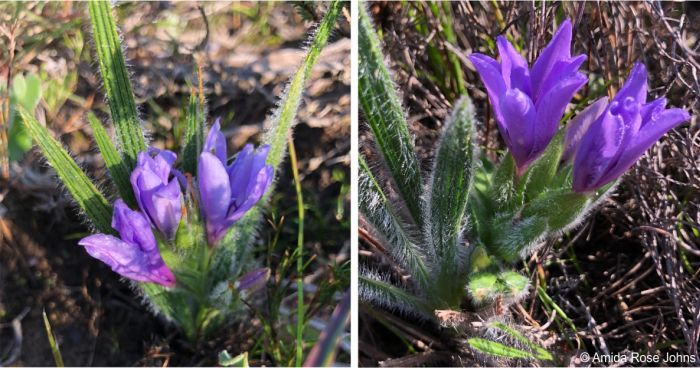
<box><xmin>571</xmin><ymin>63</ymin><xmax>691</xmax><ymax>193</ymax></box>
<box><xmin>469</xmin><ymin>20</ymin><xmax>587</xmax><ymax>174</ymax></box>
<box><xmin>198</xmin><ymin>120</ymin><xmax>273</xmax><ymax>244</ymax></box>
<box><xmin>130</xmin><ymin>149</ymin><xmax>183</xmax><ymax>239</ymax></box>
<box><xmin>79</xmin><ymin>199</ymin><xmax>176</xmax><ymax>287</ymax></box>
<box><xmin>561</xmin><ymin>97</ymin><xmax>609</xmax><ymax>162</ymax></box>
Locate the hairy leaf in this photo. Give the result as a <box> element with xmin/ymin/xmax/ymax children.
<box><xmin>182</xmin><ymin>91</ymin><xmax>205</xmax><ymax>175</ymax></box>
<box><xmin>489</xmin><ymin>322</ymin><xmax>553</xmax><ymax>361</ymax></box>
<box><xmin>87</xmin><ymin>112</ymin><xmax>136</xmax><ymax>206</ymax></box>
<box><xmin>522</xmin><ymin>131</ymin><xmax>564</xmax><ymax>200</ymax></box>
<box><xmin>359</xmin><ymin>4</ymin><xmax>424</xmax><ymax>226</ymax></box>
<box><xmin>359</xmin><ymin>272</ymin><xmax>432</xmax><ymax>318</ymax></box>
<box><xmin>20</xmin><ymin>107</ymin><xmax>112</xmax><ymax>233</ymax></box>
<box><xmin>359</xmin><ymin>156</ymin><xmax>430</xmax><ymax>289</ymax></box>
<box><xmin>426</xmin><ymin>96</ymin><xmax>476</xmax><ymax>305</ymax></box>
<box><xmin>216</xmin><ymin>0</ymin><xmax>343</xmax><ymax>277</ymax></box>
<box><xmin>263</xmin><ymin>0</ymin><xmax>342</xmax><ymax>170</ymax></box>
<box><xmin>88</xmin><ymin>0</ymin><xmax>146</xmax><ymax>170</ymax></box>
<box><xmin>468</xmin><ymin>338</ymin><xmax>534</xmax><ymax>360</ymax></box>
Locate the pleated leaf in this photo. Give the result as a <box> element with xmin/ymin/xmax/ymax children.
<box><xmin>19</xmin><ymin>107</ymin><xmax>112</xmax><ymax>233</ymax></box>
<box><xmin>359</xmin><ymin>4</ymin><xmax>424</xmax><ymax>227</ymax></box>
<box><xmin>88</xmin><ymin>0</ymin><xmax>146</xmax><ymax>170</ymax></box>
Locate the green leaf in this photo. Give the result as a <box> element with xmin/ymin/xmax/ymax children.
<box><xmin>12</xmin><ymin>74</ymin><xmax>42</xmax><ymax>111</ymax></box>
<box><xmin>467</xmin><ymin>272</ymin><xmax>499</xmax><ymax>305</ymax></box>
<box><xmin>182</xmin><ymin>91</ymin><xmax>205</xmax><ymax>175</ymax></box>
<box><xmin>427</xmin><ymin>96</ymin><xmax>476</xmax><ymax>254</ymax></box>
<box><xmin>467</xmin><ymin>337</ymin><xmax>534</xmax><ymax>360</ymax></box>
<box><xmin>9</xmin><ymin>74</ymin><xmax>42</xmax><ymax>161</ymax></box>
<box><xmin>87</xmin><ymin>112</ymin><xmax>136</xmax><ymax>207</ymax></box>
<box><xmin>216</xmin><ymin>0</ymin><xmax>343</xmax><ymax>277</ymax></box>
<box><xmin>489</xmin><ymin>212</ymin><xmax>547</xmax><ymax>263</ymax></box>
<box><xmin>263</xmin><ymin>0</ymin><xmax>342</xmax><ymax>171</ymax></box>
<box><xmin>489</xmin><ymin>153</ymin><xmax>519</xmax><ymax>211</ymax></box>
<box><xmin>497</xmin><ymin>271</ymin><xmax>530</xmax><ymax>298</ymax></box>
<box><xmin>522</xmin><ymin>189</ymin><xmax>590</xmax><ymax>230</ymax></box>
<box><xmin>359</xmin><ymin>4</ymin><xmax>424</xmax><ymax>227</ymax></box>
<box><xmin>19</xmin><ymin>107</ymin><xmax>113</xmax><ymax>233</ymax></box>
<box><xmin>88</xmin><ymin>0</ymin><xmax>146</xmax><ymax>170</ymax></box>
<box><xmin>536</xmin><ymin>286</ymin><xmax>577</xmax><ymax>332</ymax></box>
<box><xmin>359</xmin><ymin>156</ymin><xmax>430</xmax><ymax>290</ymax></box>
<box><xmin>218</xmin><ymin>351</ymin><xmax>249</xmax><ymax>367</ymax></box>
<box><xmin>426</xmin><ymin>96</ymin><xmax>476</xmax><ymax>303</ymax></box>
<box><xmin>359</xmin><ymin>274</ymin><xmax>433</xmax><ymax>318</ymax></box>
<box><xmin>42</xmin><ymin>309</ymin><xmax>64</xmax><ymax>367</ymax></box>
<box><xmin>523</xmin><ymin>131</ymin><xmax>564</xmax><ymax>200</ymax></box>
<box><xmin>489</xmin><ymin>322</ymin><xmax>553</xmax><ymax>361</ymax></box>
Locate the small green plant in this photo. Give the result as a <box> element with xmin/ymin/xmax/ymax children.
<box><xmin>358</xmin><ymin>3</ymin><xmax>689</xmax><ymax>363</ymax></box>
<box><xmin>4</xmin><ymin>73</ymin><xmax>41</xmax><ymax>162</ymax></box>
<box><xmin>20</xmin><ymin>0</ymin><xmax>343</xmax><ymax>350</ymax></box>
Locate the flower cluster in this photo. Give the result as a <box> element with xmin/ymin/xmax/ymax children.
<box><xmin>79</xmin><ymin>121</ymin><xmax>273</xmax><ymax>287</ymax></box>
<box><xmin>471</xmin><ymin>20</ymin><xmax>691</xmax><ymax>190</ymax></box>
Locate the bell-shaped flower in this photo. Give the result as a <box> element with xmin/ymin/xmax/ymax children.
<box><xmin>198</xmin><ymin>120</ymin><xmax>273</xmax><ymax>244</ymax></box>
<box><xmin>78</xmin><ymin>199</ymin><xmax>176</xmax><ymax>287</ymax></box>
<box><xmin>571</xmin><ymin>63</ymin><xmax>691</xmax><ymax>193</ymax></box>
<box><xmin>130</xmin><ymin>149</ymin><xmax>183</xmax><ymax>240</ymax></box>
<box><xmin>469</xmin><ymin>20</ymin><xmax>587</xmax><ymax>174</ymax></box>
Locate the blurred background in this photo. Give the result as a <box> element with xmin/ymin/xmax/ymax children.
<box><xmin>0</xmin><ymin>2</ymin><xmax>349</xmax><ymax>366</ymax></box>
<box><xmin>359</xmin><ymin>1</ymin><xmax>699</xmax><ymax>366</ymax></box>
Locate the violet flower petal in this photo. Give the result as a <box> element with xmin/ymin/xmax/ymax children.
<box><xmin>530</xmin><ymin>19</ymin><xmax>573</xmax><ymax>96</ymax></box>
<box><xmin>562</xmin><ymin>97</ymin><xmax>609</xmax><ymax>162</ymax></box>
<box><xmin>130</xmin><ymin>150</ymin><xmax>183</xmax><ymax>239</ymax></box>
<box><xmin>198</xmin><ymin>151</ymin><xmax>232</xmax><ymax>243</ymax></box>
<box><xmin>499</xmin><ymin>88</ymin><xmax>537</xmax><ymax>169</ymax></box>
<box><xmin>203</xmin><ymin>118</ymin><xmax>228</xmax><ymax>164</ymax></box>
<box><xmin>532</xmin><ymin>73</ymin><xmax>588</xmax><ymax>154</ymax></box>
<box><xmin>572</xmin><ymin>110</ymin><xmax>626</xmax><ymax>192</ymax></box>
<box><xmin>79</xmin><ymin>200</ymin><xmax>176</xmax><ymax>287</ymax></box>
<box><xmin>468</xmin><ymin>54</ymin><xmax>507</xmax><ymax>123</ymax></box>
<box><xmin>496</xmin><ymin>36</ymin><xmax>531</xmax><ymax>94</ymax></box>
<box><xmin>608</xmin><ymin>108</ymin><xmax>690</xmax><ymax>182</ymax></box>
<box><xmin>614</xmin><ymin>63</ymin><xmax>647</xmax><ymax>104</ymax></box>
<box><xmin>535</xmin><ymin>54</ymin><xmax>587</xmax><ymax>101</ymax></box>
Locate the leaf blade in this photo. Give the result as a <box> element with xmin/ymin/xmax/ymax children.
<box><xmin>359</xmin><ymin>4</ymin><xmax>424</xmax><ymax>226</ymax></box>
<box><xmin>88</xmin><ymin>0</ymin><xmax>146</xmax><ymax>170</ymax></box>
<box><xmin>87</xmin><ymin>112</ymin><xmax>136</xmax><ymax>207</ymax></box>
<box><xmin>262</xmin><ymin>0</ymin><xmax>343</xmax><ymax>171</ymax></box>
<box><xmin>19</xmin><ymin>107</ymin><xmax>113</xmax><ymax>233</ymax></box>
<box><xmin>359</xmin><ymin>156</ymin><xmax>430</xmax><ymax>290</ymax></box>
<box><xmin>182</xmin><ymin>91</ymin><xmax>205</xmax><ymax>175</ymax></box>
